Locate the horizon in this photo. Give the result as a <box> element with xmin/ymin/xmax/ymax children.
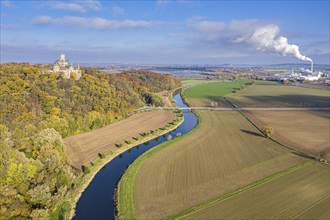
<box><xmin>1</xmin><ymin>0</ymin><xmax>329</xmax><ymax>65</ymax></box>
<box><xmin>1</xmin><ymin>59</ymin><xmax>329</xmax><ymax>67</ymax></box>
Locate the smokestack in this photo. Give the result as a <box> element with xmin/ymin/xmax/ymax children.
<box><xmin>311</xmin><ymin>61</ymin><xmax>313</xmax><ymax>73</ymax></box>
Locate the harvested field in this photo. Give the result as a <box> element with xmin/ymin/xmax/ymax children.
<box><xmin>64</xmin><ymin>110</ymin><xmax>174</xmax><ymax>168</ymax></box>
<box><xmin>183</xmin><ymin>79</ymin><xmax>250</xmax><ymax>107</ymax></box>
<box><xmin>228</xmin><ymin>84</ymin><xmax>330</xmax><ymax>108</ymax></box>
<box><xmin>129</xmin><ymin>111</ymin><xmax>305</xmax><ymax>219</ymax></box>
<box><xmin>182</xmin><ymin>163</ymin><xmax>329</xmax><ymax>220</ymax></box>
<box><xmin>243</xmin><ymin>110</ymin><xmax>330</xmax><ymax>159</ymax></box>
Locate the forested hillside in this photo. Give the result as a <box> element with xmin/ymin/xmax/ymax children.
<box><xmin>0</xmin><ymin>63</ymin><xmax>181</xmax><ymax>219</ymax></box>
<box><xmin>116</xmin><ymin>71</ymin><xmax>181</xmax><ymax>106</ymax></box>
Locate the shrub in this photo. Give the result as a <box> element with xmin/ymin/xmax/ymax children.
<box><xmin>116</xmin><ymin>143</ymin><xmax>123</xmax><ymax>148</ymax></box>
<box><xmin>82</xmin><ymin>166</ymin><xmax>91</xmax><ymax>174</ymax></box>
<box><xmin>261</xmin><ymin>126</ymin><xmax>275</xmax><ymax>138</ymax></box>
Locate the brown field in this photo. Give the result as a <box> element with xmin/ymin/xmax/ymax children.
<box><xmin>243</xmin><ymin>110</ymin><xmax>330</xmax><ymax>159</ymax></box>
<box><xmin>133</xmin><ymin>111</ymin><xmax>305</xmax><ymax>219</ymax></box>
<box><xmin>183</xmin><ymin>163</ymin><xmax>329</xmax><ymax>220</ymax></box>
<box><xmin>64</xmin><ymin>110</ymin><xmax>174</xmax><ymax>168</ymax></box>
<box><xmin>228</xmin><ymin>84</ymin><xmax>330</xmax><ymax>107</ymax></box>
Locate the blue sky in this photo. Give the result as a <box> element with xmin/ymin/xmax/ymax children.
<box><xmin>1</xmin><ymin>0</ymin><xmax>329</xmax><ymax>64</ymax></box>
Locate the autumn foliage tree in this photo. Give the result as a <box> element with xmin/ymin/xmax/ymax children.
<box><xmin>0</xmin><ymin>63</ymin><xmax>181</xmax><ymax>218</ymax></box>
<box><xmin>261</xmin><ymin>125</ymin><xmax>275</xmax><ymax>138</ymax></box>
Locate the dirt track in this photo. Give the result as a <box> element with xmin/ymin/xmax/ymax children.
<box><xmin>156</xmin><ymin>91</ymin><xmax>173</xmax><ymax>107</ymax></box>
<box><xmin>65</xmin><ymin>110</ymin><xmax>174</xmax><ymax>168</ymax></box>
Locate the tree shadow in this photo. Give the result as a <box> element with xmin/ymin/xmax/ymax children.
<box><xmin>292</xmin><ymin>151</ymin><xmax>316</xmax><ymax>160</ymax></box>
<box><xmin>240</xmin><ymin>129</ymin><xmax>263</xmax><ymax>137</ymax></box>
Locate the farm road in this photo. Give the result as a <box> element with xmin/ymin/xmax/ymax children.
<box><xmin>139</xmin><ymin>106</ymin><xmax>330</xmax><ymax>111</ymax></box>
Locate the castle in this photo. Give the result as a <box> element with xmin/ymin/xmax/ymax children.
<box><xmin>52</xmin><ymin>54</ymin><xmax>82</xmax><ymax>80</ymax></box>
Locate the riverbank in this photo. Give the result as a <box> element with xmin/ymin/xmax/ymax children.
<box><xmin>59</xmin><ymin>109</ymin><xmax>184</xmax><ymax>219</ymax></box>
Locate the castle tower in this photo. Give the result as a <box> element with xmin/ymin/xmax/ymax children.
<box><xmin>60</xmin><ymin>53</ymin><xmax>65</xmax><ymax>62</ymax></box>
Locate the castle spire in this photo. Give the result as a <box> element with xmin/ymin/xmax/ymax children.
<box><xmin>60</xmin><ymin>53</ymin><xmax>65</xmax><ymax>61</ymax></box>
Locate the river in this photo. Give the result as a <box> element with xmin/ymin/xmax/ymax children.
<box><xmin>74</xmin><ymin>92</ymin><xmax>198</xmax><ymax>220</ymax></box>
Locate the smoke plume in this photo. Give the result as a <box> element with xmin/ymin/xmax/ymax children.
<box><xmin>241</xmin><ymin>25</ymin><xmax>312</xmax><ymax>62</ymax></box>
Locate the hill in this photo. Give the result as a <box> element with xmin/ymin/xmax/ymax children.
<box><xmin>0</xmin><ymin>63</ymin><xmax>180</xmax><ymax>219</ymax></box>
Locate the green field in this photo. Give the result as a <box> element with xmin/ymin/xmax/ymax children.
<box><xmin>183</xmin><ymin>79</ymin><xmax>251</xmax><ymax>106</ymax></box>
<box><xmin>180</xmin><ymin>79</ymin><xmax>215</xmax><ymax>86</ymax></box>
<box><xmin>117</xmin><ymin>111</ymin><xmax>305</xmax><ymax>219</ymax></box>
<box><xmin>228</xmin><ymin>84</ymin><xmax>330</xmax><ymax>107</ymax></box>
<box><xmin>255</xmin><ymin>80</ymin><xmax>281</xmax><ymax>85</ymax></box>
<box><xmin>180</xmin><ymin>163</ymin><xmax>329</xmax><ymax>220</ymax></box>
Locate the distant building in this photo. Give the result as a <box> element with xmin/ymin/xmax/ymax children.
<box><xmin>288</xmin><ymin>68</ymin><xmax>323</xmax><ymax>81</ymax></box>
<box><xmin>52</xmin><ymin>54</ymin><xmax>81</xmax><ymax>80</ymax></box>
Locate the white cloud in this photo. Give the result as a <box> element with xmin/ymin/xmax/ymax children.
<box><xmin>1</xmin><ymin>0</ymin><xmax>15</xmax><ymax>8</ymax></box>
<box><xmin>47</xmin><ymin>0</ymin><xmax>101</xmax><ymax>13</ymax></box>
<box><xmin>0</xmin><ymin>24</ymin><xmax>19</xmax><ymax>30</ymax></box>
<box><xmin>82</xmin><ymin>0</ymin><xmax>101</xmax><ymax>11</ymax></box>
<box><xmin>156</xmin><ymin>0</ymin><xmax>200</xmax><ymax>9</ymax></box>
<box><xmin>185</xmin><ymin>18</ymin><xmax>312</xmax><ymax>62</ymax></box>
<box><xmin>156</xmin><ymin>0</ymin><xmax>171</xmax><ymax>8</ymax></box>
<box><xmin>187</xmin><ymin>17</ymin><xmax>226</xmax><ymax>32</ymax></box>
<box><xmin>34</xmin><ymin>16</ymin><xmax>54</xmax><ymax>25</ymax></box>
<box><xmin>111</xmin><ymin>5</ymin><xmax>125</xmax><ymax>16</ymax></box>
<box><xmin>187</xmin><ymin>18</ymin><xmax>266</xmax><ymax>42</ymax></box>
<box><xmin>51</xmin><ymin>2</ymin><xmax>86</xmax><ymax>13</ymax></box>
<box><xmin>33</xmin><ymin>16</ymin><xmax>155</xmax><ymax>30</ymax></box>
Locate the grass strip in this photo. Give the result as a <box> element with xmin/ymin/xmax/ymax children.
<box><xmin>167</xmin><ymin>161</ymin><xmax>312</xmax><ymax>220</ymax></box>
<box><xmin>116</xmin><ymin>111</ymin><xmax>202</xmax><ymax>220</ymax></box>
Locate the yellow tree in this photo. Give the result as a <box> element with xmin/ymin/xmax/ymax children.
<box><xmin>261</xmin><ymin>126</ymin><xmax>275</xmax><ymax>138</ymax></box>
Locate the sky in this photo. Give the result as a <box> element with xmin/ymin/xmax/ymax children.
<box><xmin>1</xmin><ymin>0</ymin><xmax>329</xmax><ymax>65</ymax></box>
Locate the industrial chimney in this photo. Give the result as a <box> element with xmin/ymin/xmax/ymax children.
<box><xmin>311</xmin><ymin>61</ymin><xmax>313</xmax><ymax>73</ymax></box>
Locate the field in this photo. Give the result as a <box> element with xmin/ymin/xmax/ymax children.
<box><xmin>64</xmin><ymin>110</ymin><xmax>174</xmax><ymax>168</ymax></box>
<box><xmin>118</xmin><ymin>111</ymin><xmax>305</xmax><ymax>219</ymax></box>
<box><xmin>183</xmin><ymin>79</ymin><xmax>250</xmax><ymax>107</ymax></box>
<box><xmin>181</xmin><ymin>163</ymin><xmax>329</xmax><ymax>220</ymax></box>
<box><xmin>243</xmin><ymin>110</ymin><xmax>330</xmax><ymax>159</ymax></box>
<box><xmin>228</xmin><ymin>84</ymin><xmax>330</xmax><ymax>107</ymax></box>
<box><xmin>180</xmin><ymin>79</ymin><xmax>219</xmax><ymax>86</ymax></box>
